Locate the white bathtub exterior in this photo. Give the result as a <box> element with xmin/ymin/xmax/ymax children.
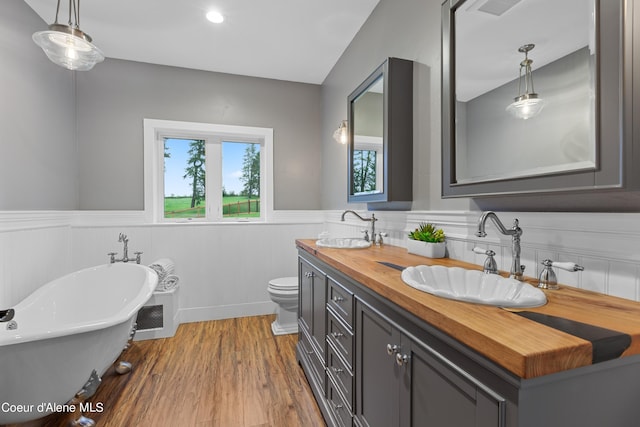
<box><xmin>0</xmin><ymin>263</ymin><xmax>157</xmax><ymax>424</ymax></box>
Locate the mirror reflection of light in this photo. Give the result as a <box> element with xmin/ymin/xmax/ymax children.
<box><xmin>506</xmin><ymin>97</ymin><xmax>545</xmax><ymax>120</ymax></box>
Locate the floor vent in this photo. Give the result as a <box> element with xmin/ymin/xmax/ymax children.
<box><xmin>136</xmin><ymin>304</ymin><xmax>164</xmax><ymax>330</ymax></box>
<box><xmin>134</xmin><ymin>288</ymin><xmax>179</xmax><ymax>341</ymax></box>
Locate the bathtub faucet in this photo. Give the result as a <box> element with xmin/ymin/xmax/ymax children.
<box><xmin>108</xmin><ymin>233</ymin><xmax>143</xmax><ymax>264</ymax></box>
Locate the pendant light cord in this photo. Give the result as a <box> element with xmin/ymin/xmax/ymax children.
<box><xmin>53</xmin><ymin>0</ymin><xmax>61</xmax><ymax>24</ymax></box>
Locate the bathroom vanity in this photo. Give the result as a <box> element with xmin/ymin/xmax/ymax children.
<box><xmin>295</xmin><ymin>239</ymin><xmax>640</xmax><ymax>427</ymax></box>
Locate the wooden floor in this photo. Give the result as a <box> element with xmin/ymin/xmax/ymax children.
<box><xmin>8</xmin><ymin>315</ymin><xmax>325</xmax><ymax>427</ymax></box>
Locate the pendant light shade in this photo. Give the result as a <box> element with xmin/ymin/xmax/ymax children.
<box><xmin>506</xmin><ymin>44</ymin><xmax>545</xmax><ymax>120</ymax></box>
<box><xmin>32</xmin><ymin>0</ymin><xmax>104</xmax><ymax>71</ymax></box>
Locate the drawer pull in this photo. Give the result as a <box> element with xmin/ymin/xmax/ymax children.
<box><xmin>331</xmin><ymin>332</ymin><xmax>344</xmax><ymax>339</ymax></box>
<box><xmin>386</xmin><ymin>344</ymin><xmax>400</xmax><ymax>356</ymax></box>
<box><xmin>396</xmin><ymin>353</ymin><xmax>410</xmax><ymax>367</ymax></box>
<box><xmin>332</xmin><ymin>367</ymin><xmax>344</xmax><ymax>374</ymax></box>
<box><xmin>304</xmin><ymin>271</ymin><xmax>314</xmax><ymax>278</ymax></box>
<box><xmin>332</xmin><ymin>295</ymin><xmax>345</xmax><ymax>303</ymax></box>
<box><xmin>333</xmin><ymin>402</ymin><xmax>344</xmax><ymax>411</ymax></box>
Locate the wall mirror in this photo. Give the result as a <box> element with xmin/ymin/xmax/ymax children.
<box><xmin>348</xmin><ymin>58</ymin><xmax>413</xmax><ymax>208</ymax></box>
<box><xmin>442</xmin><ymin>0</ymin><xmax>629</xmax><ymax>199</ymax></box>
<box><xmin>351</xmin><ymin>74</ymin><xmax>384</xmax><ymax>197</ymax></box>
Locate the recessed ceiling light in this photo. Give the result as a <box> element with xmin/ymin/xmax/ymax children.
<box><xmin>206</xmin><ymin>10</ymin><xmax>224</xmax><ymax>24</ymax></box>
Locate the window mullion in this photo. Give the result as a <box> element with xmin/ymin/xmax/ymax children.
<box><xmin>207</xmin><ymin>139</ymin><xmax>223</xmax><ymax>221</ymax></box>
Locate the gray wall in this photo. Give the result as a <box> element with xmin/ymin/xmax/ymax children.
<box><xmin>75</xmin><ymin>59</ymin><xmax>323</xmax><ymax>210</ymax></box>
<box><xmin>2</xmin><ymin>2</ymin><xmax>322</xmax><ymax>211</ymax></box>
<box><xmin>0</xmin><ymin>0</ymin><xmax>77</xmax><ymax>210</ymax></box>
<box><xmin>321</xmin><ymin>0</ymin><xmax>470</xmax><ymax>211</ymax></box>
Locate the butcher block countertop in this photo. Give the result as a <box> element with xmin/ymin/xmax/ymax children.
<box><xmin>296</xmin><ymin>239</ymin><xmax>640</xmax><ymax>379</ymax></box>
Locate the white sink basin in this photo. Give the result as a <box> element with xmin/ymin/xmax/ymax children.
<box><xmin>401</xmin><ymin>265</ymin><xmax>547</xmax><ymax>308</ymax></box>
<box><xmin>316</xmin><ymin>238</ymin><xmax>372</xmax><ymax>249</ymax></box>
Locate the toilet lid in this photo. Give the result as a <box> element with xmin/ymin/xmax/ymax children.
<box><xmin>268</xmin><ymin>276</ymin><xmax>298</xmax><ymax>291</ymax></box>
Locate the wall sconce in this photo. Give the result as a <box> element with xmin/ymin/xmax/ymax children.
<box><xmin>32</xmin><ymin>0</ymin><xmax>104</xmax><ymax>71</ymax></box>
<box><xmin>506</xmin><ymin>44</ymin><xmax>545</xmax><ymax>120</ymax></box>
<box><xmin>333</xmin><ymin>120</ymin><xmax>349</xmax><ymax>144</ymax></box>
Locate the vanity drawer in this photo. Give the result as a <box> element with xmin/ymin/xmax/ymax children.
<box><xmin>327</xmin><ymin>276</ymin><xmax>354</xmax><ymax>327</ymax></box>
<box><xmin>327</xmin><ymin>341</ymin><xmax>353</xmax><ymax>411</ymax></box>
<box><xmin>327</xmin><ymin>310</ymin><xmax>354</xmax><ymax>368</ymax></box>
<box><xmin>327</xmin><ymin>375</ymin><xmax>353</xmax><ymax>427</ymax></box>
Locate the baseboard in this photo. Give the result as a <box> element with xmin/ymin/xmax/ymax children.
<box><xmin>177</xmin><ymin>301</ymin><xmax>277</xmax><ymax>324</ymax></box>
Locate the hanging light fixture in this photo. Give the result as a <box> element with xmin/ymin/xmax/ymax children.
<box><xmin>32</xmin><ymin>0</ymin><xmax>104</xmax><ymax>71</ymax></box>
<box><xmin>506</xmin><ymin>44</ymin><xmax>545</xmax><ymax>120</ymax></box>
<box><xmin>333</xmin><ymin>120</ymin><xmax>349</xmax><ymax>144</ymax></box>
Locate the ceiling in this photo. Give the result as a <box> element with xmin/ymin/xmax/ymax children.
<box><xmin>24</xmin><ymin>0</ymin><xmax>380</xmax><ymax>84</ymax></box>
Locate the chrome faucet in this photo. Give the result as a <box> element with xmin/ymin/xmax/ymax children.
<box><xmin>341</xmin><ymin>210</ymin><xmax>378</xmax><ymax>243</ymax></box>
<box><xmin>108</xmin><ymin>233</ymin><xmax>143</xmax><ymax>264</ymax></box>
<box><xmin>476</xmin><ymin>211</ymin><xmax>525</xmax><ymax>281</ymax></box>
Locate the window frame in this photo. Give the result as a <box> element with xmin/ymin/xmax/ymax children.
<box><xmin>143</xmin><ymin>119</ymin><xmax>273</xmax><ymax>223</ymax></box>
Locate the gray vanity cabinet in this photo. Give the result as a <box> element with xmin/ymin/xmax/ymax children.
<box><xmin>298</xmin><ymin>248</ymin><xmax>505</xmax><ymax>427</ymax></box>
<box><xmin>298</xmin><ymin>245</ymin><xmax>640</xmax><ymax>427</ymax></box>
<box><xmin>355</xmin><ymin>299</ymin><xmax>505</xmax><ymax>427</ymax></box>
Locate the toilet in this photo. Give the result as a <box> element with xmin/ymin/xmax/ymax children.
<box><xmin>267</xmin><ymin>276</ymin><xmax>299</xmax><ymax>335</ymax></box>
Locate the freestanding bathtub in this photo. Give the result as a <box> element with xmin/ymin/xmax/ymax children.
<box><xmin>0</xmin><ymin>262</ymin><xmax>158</xmax><ymax>424</ymax></box>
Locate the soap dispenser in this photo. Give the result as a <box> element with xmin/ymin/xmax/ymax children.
<box><xmin>538</xmin><ymin>259</ymin><xmax>584</xmax><ymax>290</ymax></box>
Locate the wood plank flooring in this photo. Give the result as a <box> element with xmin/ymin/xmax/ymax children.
<box><xmin>7</xmin><ymin>315</ymin><xmax>325</xmax><ymax>427</ymax></box>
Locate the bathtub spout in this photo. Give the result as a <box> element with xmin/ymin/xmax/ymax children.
<box><xmin>0</xmin><ymin>308</ymin><xmax>14</xmax><ymax>322</ymax></box>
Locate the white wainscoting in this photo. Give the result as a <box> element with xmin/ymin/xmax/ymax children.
<box><xmin>71</xmin><ymin>218</ymin><xmax>324</xmax><ymax>324</ymax></box>
<box><xmin>326</xmin><ymin>210</ymin><xmax>640</xmax><ymax>302</ymax></box>
<box><xmin>2</xmin><ymin>209</ymin><xmax>638</xmax><ymax>329</ymax></box>
<box><xmin>0</xmin><ymin>211</ymin><xmax>324</xmax><ymax>324</ymax></box>
<box><xmin>0</xmin><ymin>212</ymin><xmax>72</xmax><ymax>306</ymax></box>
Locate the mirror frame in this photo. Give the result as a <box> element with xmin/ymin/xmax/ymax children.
<box><xmin>441</xmin><ymin>0</ymin><xmax>630</xmax><ymax>199</ymax></box>
<box><xmin>348</xmin><ymin>57</ymin><xmax>413</xmax><ymax>207</ymax></box>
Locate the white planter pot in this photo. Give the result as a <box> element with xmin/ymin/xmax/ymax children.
<box><xmin>407</xmin><ymin>239</ymin><xmax>446</xmax><ymax>258</ymax></box>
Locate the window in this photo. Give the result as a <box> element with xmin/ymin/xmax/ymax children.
<box><xmin>353</xmin><ymin>149</ymin><xmax>377</xmax><ymax>193</ymax></box>
<box><xmin>352</xmin><ymin>135</ymin><xmax>383</xmax><ymax>195</ymax></box>
<box><xmin>144</xmin><ymin>119</ymin><xmax>273</xmax><ymax>222</ymax></box>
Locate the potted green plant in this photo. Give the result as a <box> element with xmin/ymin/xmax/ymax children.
<box><xmin>407</xmin><ymin>222</ymin><xmax>446</xmax><ymax>258</ymax></box>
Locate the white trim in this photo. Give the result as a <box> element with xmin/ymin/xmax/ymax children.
<box><xmin>178</xmin><ymin>301</ymin><xmax>277</xmax><ymax>324</ymax></box>
<box><xmin>0</xmin><ymin>211</ymin><xmax>72</xmax><ymax>232</ymax></box>
<box><xmin>70</xmin><ymin>210</ymin><xmax>324</xmax><ymax>227</ymax></box>
<box><xmin>143</xmin><ymin>118</ymin><xmax>274</xmax><ymax>223</ymax></box>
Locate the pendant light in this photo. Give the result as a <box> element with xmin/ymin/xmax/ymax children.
<box><xmin>506</xmin><ymin>44</ymin><xmax>545</xmax><ymax>120</ymax></box>
<box><xmin>333</xmin><ymin>120</ymin><xmax>348</xmax><ymax>144</ymax></box>
<box><xmin>32</xmin><ymin>0</ymin><xmax>104</xmax><ymax>71</ymax></box>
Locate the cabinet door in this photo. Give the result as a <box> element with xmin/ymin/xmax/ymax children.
<box><xmin>298</xmin><ymin>257</ymin><xmax>314</xmax><ymax>335</ymax></box>
<box><xmin>298</xmin><ymin>257</ymin><xmax>326</xmax><ymax>359</ymax></box>
<box><xmin>400</xmin><ymin>338</ymin><xmax>505</xmax><ymax>427</ymax></box>
<box><xmin>355</xmin><ymin>301</ymin><xmax>401</xmax><ymax>427</ymax></box>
